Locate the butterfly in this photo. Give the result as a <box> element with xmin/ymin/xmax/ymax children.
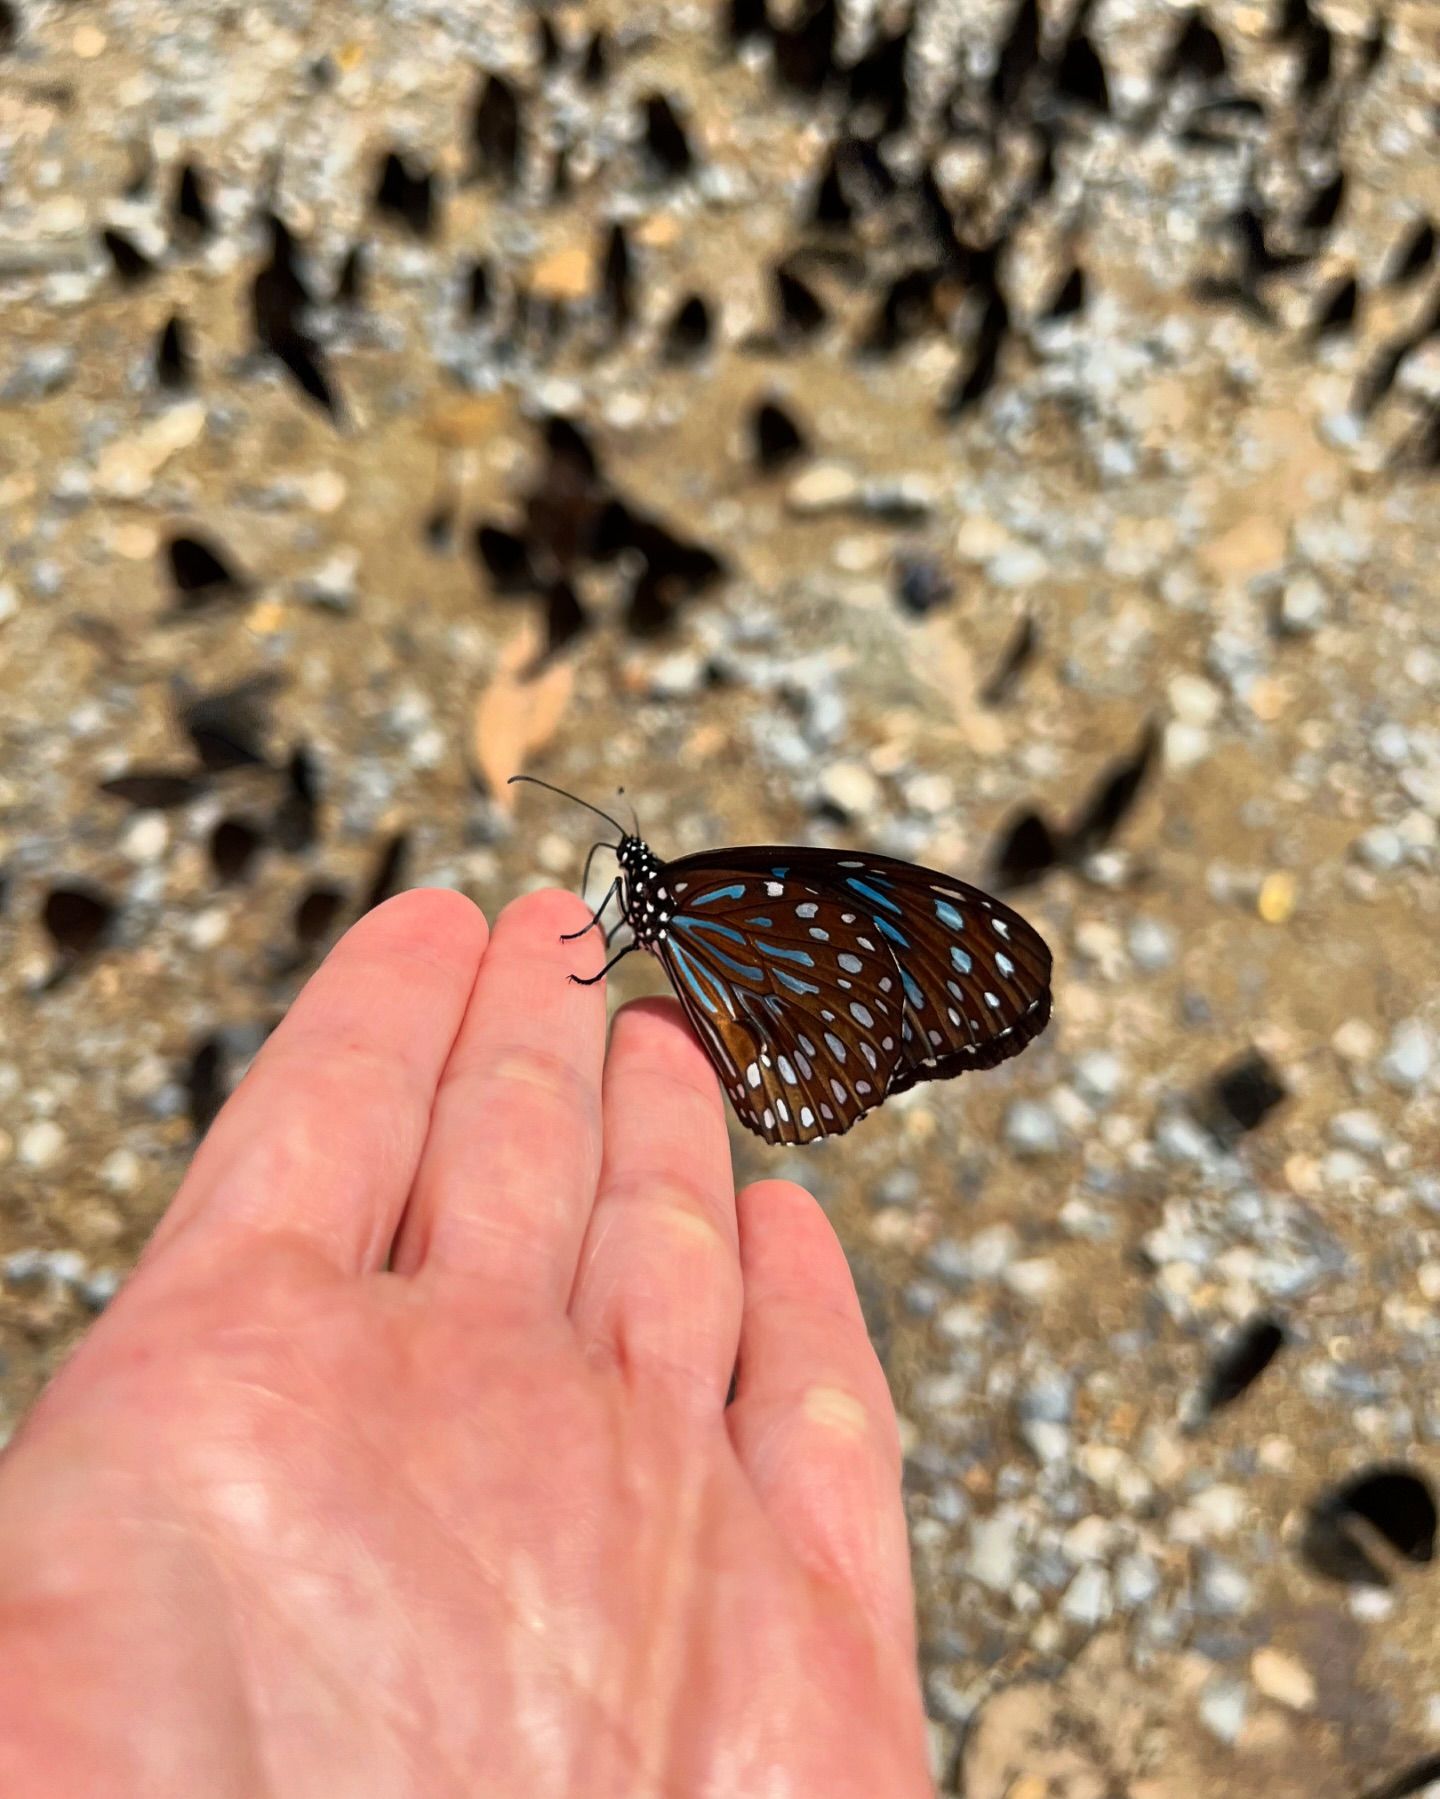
<box><xmin>510</xmin><ymin>776</ymin><xmax>1053</xmax><ymax>1146</ymax></box>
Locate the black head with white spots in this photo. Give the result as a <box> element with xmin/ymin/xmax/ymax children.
<box><xmin>617</xmin><ymin>834</ymin><xmax>673</xmax><ymax>951</ymax></box>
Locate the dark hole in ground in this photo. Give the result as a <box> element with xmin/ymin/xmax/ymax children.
<box><xmin>272</xmin><ymin>747</ymin><xmax>321</xmax><ymax>854</ymax></box>
<box><xmin>99</xmin><ymin>771</ymin><xmax>203</xmax><ymax>809</ymax></box>
<box><xmin>663</xmin><ymin>293</ymin><xmax>712</xmax><ymax>361</ymax></box>
<box><xmin>774</xmin><ymin>262</ymin><xmax>827</xmax><ymax>340</ymax></box>
<box><xmin>1385</xmin><ymin>217</ymin><xmax>1435</xmax><ymax>288</ymax></box>
<box><xmin>1311</xmin><ymin>271</ymin><xmax>1359</xmax><ymax>337</ymax></box>
<box><xmin>172</xmin><ymin>161</ymin><xmax>214</xmax><ymax>242</ymax></box>
<box><xmin>1043</xmin><ymin>264</ymin><xmax>1086</xmax><ymax>320</ymax></box>
<box><xmin>1297</xmin><ymin>169</ymin><xmax>1345</xmax><ymax>235</ymax></box>
<box><xmin>642</xmin><ymin>92</ymin><xmax>695</xmax><ymax>180</ymax></box>
<box><xmin>1056</xmin><ymin>25</ymin><xmax>1110</xmax><ymax>112</ymax></box>
<box><xmin>1067</xmin><ymin>719</ymin><xmax>1159</xmax><ymax>857</ymax></box>
<box><xmin>1200</xmin><ymin>1316</ymin><xmax>1287</xmax><ymax>1415</ymax></box>
<box><xmin>155</xmin><ymin>314</ymin><xmax>193</xmax><ymax>391</ymax></box>
<box><xmin>580</xmin><ymin>28</ymin><xmax>609</xmax><ymax>86</ymax></box>
<box><xmin>166</xmin><ymin>534</ymin><xmax>245</xmax><ymax>604</ymax></box>
<box><xmin>750</xmin><ymin>398</ymin><xmax>808</xmax><ymax>471</ymax></box>
<box><xmin>361</xmin><ymin>831</ymin><xmax>410</xmax><ymax>916</ymax></box>
<box><xmin>42</xmin><ymin>885</ymin><xmax>115</xmax><ymax>956</ymax></box>
<box><xmin>535</xmin><ymin>13</ymin><xmax>562</xmax><ymax>68</ymax></box>
<box><xmin>474</xmin><ymin>524</ymin><xmax>537</xmax><ymax>593</ymax></box>
<box><xmin>181</xmin><ymin>676</ymin><xmax>279</xmax><ymax>773</ymax></box>
<box><xmin>602</xmin><ymin>222</ymin><xmax>633</xmax><ymax>336</ymax></box>
<box><xmin>989</xmin><ymin>0</ymin><xmax>1041</xmax><ymax>112</ymax></box>
<box><xmin>294</xmin><ymin>883</ymin><xmax>345</xmax><ymax>948</ymax></box>
<box><xmin>1205</xmin><ymin>1049</ymin><xmax>1288</xmax><ymax>1139</ymax></box>
<box><xmin>209</xmin><ymin>817</ymin><xmax>263</xmax><ymax>884</ymax></box>
<box><xmin>465</xmin><ymin>257</ymin><xmax>492</xmax><ymax>320</ymax></box>
<box><xmin>472</xmin><ymin>73</ymin><xmax>524</xmax><ymax>186</ymax></box>
<box><xmin>1302</xmin><ymin>1465</ymin><xmax>1437</xmax><ymax>1585</ymax></box>
<box><xmin>773</xmin><ymin>0</ymin><xmax>838</xmax><ymax>95</ymax></box>
<box><xmin>334</xmin><ymin>243</ymin><xmax>366</xmax><ymax>306</ymax></box>
<box><xmin>186</xmin><ymin>1036</ymin><xmax>226</xmax><ymax>1137</ymax></box>
<box><xmin>992</xmin><ymin>810</ymin><xmax>1062</xmax><ymax>889</ymax></box>
<box><xmin>102</xmin><ymin>227</ymin><xmax>157</xmax><ymax>285</ymax></box>
<box><xmin>373</xmin><ymin>149</ymin><xmax>437</xmax><ymax>237</ymax></box>
<box><xmin>942</xmin><ymin>293</ymin><xmax>1009</xmax><ymax>417</ymax></box>
<box><xmin>1159</xmin><ymin>7</ymin><xmax>1230</xmax><ymax>85</ymax></box>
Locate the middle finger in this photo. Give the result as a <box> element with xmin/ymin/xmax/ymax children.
<box><xmin>393</xmin><ymin>888</ymin><xmax>607</xmax><ymax>1312</ymax></box>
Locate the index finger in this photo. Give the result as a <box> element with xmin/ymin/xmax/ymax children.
<box><xmin>147</xmin><ymin>888</ymin><xmax>488</xmax><ymax>1275</ymax></box>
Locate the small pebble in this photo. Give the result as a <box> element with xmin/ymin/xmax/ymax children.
<box><xmin>18</xmin><ymin>1119</ymin><xmax>65</xmax><ymax>1170</ymax></box>
<box><xmin>1004</xmin><ymin>1099</ymin><xmax>1063</xmax><ymax>1157</ymax></box>
<box><xmin>816</xmin><ymin>761</ymin><xmax>880</xmax><ymax>820</ymax></box>
<box><xmin>1276</xmin><ymin>571</ymin><xmax>1328</xmax><ymax>636</ymax></box>
<box><xmin>1128</xmin><ymin>918</ymin><xmax>1176</xmax><ymax>972</ymax></box>
<box><xmin>1330</xmin><ymin>1109</ymin><xmax>1385</xmax><ymax>1155</ymax></box>
<box><xmin>1073</xmin><ymin>1050</ymin><xmax>1124</xmax><ymax>1107</ymax></box>
<box><xmin>99</xmin><ymin>1147</ymin><xmax>143</xmax><ymax>1194</ymax></box>
<box><xmin>1060</xmin><ymin>1564</ymin><xmax>1112</xmax><ymax>1628</ymax></box>
<box><xmin>1381</xmin><ymin>1019</ymin><xmax>1434</xmax><ymax>1092</ymax></box>
<box><xmin>121</xmin><ymin>813</ymin><xmax>170</xmax><ymax>864</ymax></box>
<box><xmin>1198</xmin><ymin>1676</ymin><xmax>1249</xmax><ymax>1745</ymax></box>
<box><xmin>1251</xmin><ymin>1648</ymin><xmax>1316</xmax><ymax>1712</ymax></box>
<box><xmin>785</xmin><ymin>462</ymin><xmax>858</xmax><ymax>514</ymax></box>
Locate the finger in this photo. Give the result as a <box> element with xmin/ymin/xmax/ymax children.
<box><xmin>148</xmin><ymin>889</ymin><xmax>488</xmax><ymax>1274</ymax></box>
<box><xmin>569</xmin><ymin>1000</ymin><xmax>741</xmax><ymax>1414</ymax></box>
<box><xmin>392</xmin><ymin>888</ymin><xmax>607</xmax><ymax>1309</ymax></box>
<box><xmin>726</xmin><ymin>1181</ymin><xmax>915</xmax><ymax>1652</ymax></box>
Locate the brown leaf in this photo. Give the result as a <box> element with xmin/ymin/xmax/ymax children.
<box><xmin>471</xmin><ymin>622</ymin><xmax>576</xmax><ymax>810</ymax></box>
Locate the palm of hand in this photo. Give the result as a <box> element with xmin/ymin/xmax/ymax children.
<box><xmin>0</xmin><ymin>891</ymin><xmax>930</xmax><ymax>1799</ymax></box>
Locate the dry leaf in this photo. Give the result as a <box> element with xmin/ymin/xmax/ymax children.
<box><xmin>472</xmin><ymin>622</ymin><xmax>575</xmax><ymax>810</ymax></box>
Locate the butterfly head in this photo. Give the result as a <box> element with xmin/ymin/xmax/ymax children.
<box><xmin>616</xmin><ymin>834</ymin><xmax>672</xmax><ymax>951</ymax></box>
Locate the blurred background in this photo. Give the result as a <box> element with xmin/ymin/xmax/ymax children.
<box><xmin>2</xmin><ymin>0</ymin><xmax>1439</xmax><ymax>1791</ymax></box>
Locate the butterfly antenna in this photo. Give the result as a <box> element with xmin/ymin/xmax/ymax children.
<box><xmin>617</xmin><ymin>784</ymin><xmax>640</xmax><ymax>836</ymax></box>
<box><xmin>507</xmin><ymin>775</ymin><xmax>627</xmax><ymax>839</ymax></box>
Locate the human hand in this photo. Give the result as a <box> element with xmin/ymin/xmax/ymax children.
<box><xmin>0</xmin><ymin>889</ymin><xmax>931</xmax><ymax>1798</ymax></box>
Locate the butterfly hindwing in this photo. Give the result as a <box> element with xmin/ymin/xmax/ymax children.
<box><xmin>656</xmin><ymin>848</ymin><xmax>1051</xmax><ymax>1143</ymax></box>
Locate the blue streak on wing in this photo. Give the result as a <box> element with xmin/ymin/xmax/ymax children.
<box><xmin>935</xmin><ymin>900</ymin><xmax>965</xmax><ymax>931</ymax></box>
<box><xmin>758</xmin><ymin>941</ymin><xmax>815</xmax><ymax>967</ymax></box>
<box><xmin>776</xmin><ymin>970</ymin><xmax>820</xmax><ymax>996</ymax></box>
<box><xmin>770</xmin><ymin>865</ymin><xmax>789</xmax><ymax>878</ymax></box>
<box><xmin>675</xmin><ymin>917</ymin><xmax>746</xmax><ymax>946</ymax></box>
<box><xmin>698</xmin><ymin>942</ymin><xmax>764</xmax><ymax>981</ymax></box>
<box><xmin>689</xmin><ymin>884</ymin><xmax>746</xmax><ymax>906</ymax></box>
<box><xmin>875</xmin><ymin>916</ymin><xmax>909</xmax><ymax>948</ymax></box>
<box><xmin>902</xmin><ymin>970</ymin><xmax>925</xmax><ymax>1008</ymax></box>
<box><xmin>951</xmin><ymin>946</ymin><xmax>973</xmax><ymax>974</ymax></box>
<box><xmin>669</xmin><ymin>942</ymin><xmax>719</xmax><ymax>1013</ymax></box>
<box><xmin>845</xmin><ymin>876</ymin><xmax>903</xmax><ymax>915</ymax></box>
<box><xmin>744</xmin><ymin>916</ymin><xmax>774</xmax><ymax>928</ymax></box>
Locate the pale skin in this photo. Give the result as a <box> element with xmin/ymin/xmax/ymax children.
<box><xmin>0</xmin><ymin>888</ymin><xmax>932</xmax><ymax>1798</ymax></box>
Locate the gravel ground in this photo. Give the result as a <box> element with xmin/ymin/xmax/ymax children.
<box><xmin>3</xmin><ymin>0</ymin><xmax>1440</xmax><ymax>1792</ymax></box>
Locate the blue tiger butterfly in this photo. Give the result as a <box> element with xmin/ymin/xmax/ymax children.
<box><xmin>511</xmin><ymin>776</ymin><xmax>1053</xmax><ymax>1146</ymax></box>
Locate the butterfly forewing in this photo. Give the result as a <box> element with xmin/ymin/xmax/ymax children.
<box><xmin>656</xmin><ymin>870</ymin><xmax>906</xmax><ymax>1145</ymax></box>
<box><xmin>656</xmin><ymin>848</ymin><xmax>1051</xmax><ymax>1144</ymax></box>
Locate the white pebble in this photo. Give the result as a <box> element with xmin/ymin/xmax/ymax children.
<box><xmin>1060</xmin><ymin>1564</ymin><xmax>1112</xmax><ymax>1627</ymax></box>
<box><xmin>18</xmin><ymin>1119</ymin><xmax>65</xmax><ymax>1169</ymax></box>
<box><xmin>122</xmin><ymin>812</ymin><xmax>170</xmax><ymax>863</ymax></box>
<box><xmin>1381</xmin><ymin>1018</ymin><xmax>1434</xmax><ymax>1092</ymax></box>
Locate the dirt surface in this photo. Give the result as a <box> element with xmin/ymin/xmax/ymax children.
<box><xmin>3</xmin><ymin>0</ymin><xmax>1440</xmax><ymax>1792</ymax></box>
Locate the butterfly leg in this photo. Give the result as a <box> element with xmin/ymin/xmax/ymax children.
<box><xmin>576</xmin><ymin>838</ymin><xmax>614</xmax><ymax>906</ymax></box>
<box><xmin>568</xmin><ymin>943</ymin><xmax>636</xmax><ymax>987</ymax></box>
<box><xmin>559</xmin><ymin>877</ymin><xmax>620</xmax><ymax>942</ymax></box>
